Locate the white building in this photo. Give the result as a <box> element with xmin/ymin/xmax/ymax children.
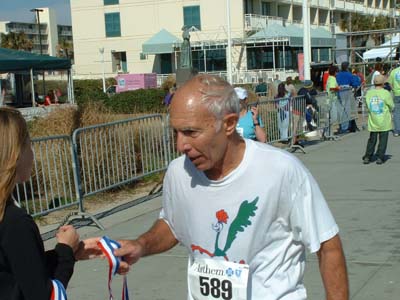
<box><xmin>0</xmin><ymin>8</ymin><xmax>73</xmax><ymax>57</ymax></box>
<box><xmin>70</xmin><ymin>0</ymin><xmax>395</xmax><ymax>81</ymax></box>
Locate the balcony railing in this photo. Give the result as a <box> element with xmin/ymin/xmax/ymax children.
<box><xmin>245</xmin><ymin>14</ymin><xmax>331</xmax><ymax>32</ymax></box>
<box><xmin>244</xmin><ymin>15</ymin><xmax>284</xmax><ymax>31</ymax></box>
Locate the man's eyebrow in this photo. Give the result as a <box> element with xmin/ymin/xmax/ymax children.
<box><xmin>176</xmin><ymin>126</ymin><xmax>200</xmax><ymax>131</ymax></box>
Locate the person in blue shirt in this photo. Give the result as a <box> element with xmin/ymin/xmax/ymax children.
<box><xmin>234</xmin><ymin>87</ymin><xmax>267</xmax><ymax>142</ymax></box>
<box><xmin>335</xmin><ymin>62</ymin><xmax>360</xmax><ymax>133</ymax></box>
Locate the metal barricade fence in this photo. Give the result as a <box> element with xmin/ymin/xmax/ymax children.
<box><xmin>18</xmin><ymin>91</ymin><xmax>352</xmax><ymax>225</ymax></box>
<box><xmin>15</xmin><ymin>135</ymin><xmax>79</xmax><ymax>217</ymax></box>
<box><xmin>72</xmin><ymin>114</ymin><xmax>168</xmax><ymax>197</ymax></box>
<box><xmin>257</xmin><ymin>97</ymin><xmax>293</xmax><ymax>144</ymax></box>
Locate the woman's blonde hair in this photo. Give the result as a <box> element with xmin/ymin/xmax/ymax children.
<box><xmin>0</xmin><ymin>107</ymin><xmax>29</xmax><ymax>221</ymax></box>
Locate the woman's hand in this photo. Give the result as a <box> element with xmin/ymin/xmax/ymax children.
<box><xmin>56</xmin><ymin>225</ymin><xmax>80</xmax><ymax>252</ymax></box>
<box><xmin>251</xmin><ymin>105</ymin><xmax>259</xmax><ymax>121</ymax></box>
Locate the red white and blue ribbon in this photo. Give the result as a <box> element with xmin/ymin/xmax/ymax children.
<box><xmin>51</xmin><ymin>279</ymin><xmax>67</xmax><ymax>300</ymax></box>
<box><xmin>98</xmin><ymin>236</ymin><xmax>130</xmax><ymax>300</ymax></box>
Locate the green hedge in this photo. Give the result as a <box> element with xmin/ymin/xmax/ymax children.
<box><xmin>73</xmin><ymin>79</ymin><xmax>166</xmax><ymax>114</ymax></box>
<box><xmin>104</xmin><ymin>88</ymin><xmax>166</xmax><ymax>114</ymax></box>
<box><xmin>74</xmin><ymin>79</ymin><xmax>116</xmax><ymax>105</ymax></box>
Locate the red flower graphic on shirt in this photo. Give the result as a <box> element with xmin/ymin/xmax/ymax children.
<box><xmin>191</xmin><ymin>198</ymin><xmax>259</xmax><ymax>263</ymax></box>
<box><xmin>216</xmin><ymin>209</ymin><xmax>229</xmax><ymax>224</ymax></box>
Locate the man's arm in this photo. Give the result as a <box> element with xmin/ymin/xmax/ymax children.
<box><xmin>114</xmin><ymin>219</ymin><xmax>179</xmax><ymax>267</ymax></box>
<box><xmin>317</xmin><ymin>234</ymin><xmax>349</xmax><ymax>300</ymax></box>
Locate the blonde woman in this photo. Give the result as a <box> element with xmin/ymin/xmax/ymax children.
<box><xmin>0</xmin><ymin>108</ymin><xmax>79</xmax><ymax>300</ymax></box>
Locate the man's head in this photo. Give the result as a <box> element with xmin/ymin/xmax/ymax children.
<box><xmin>329</xmin><ymin>65</ymin><xmax>338</xmax><ymax>76</ymax></box>
<box><xmin>303</xmin><ymin>80</ymin><xmax>313</xmax><ymax>89</ymax></box>
<box><xmin>169</xmin><ymin>74</ymin><xmax>241</xmax><ymax>174</ymax></box>
<box><xmin>286</xmin><ymin>76</ymin><xmax>293</xmax><ymax>84</ymax></box>
<box><xmin>341</xmin><ymin>61</ymin><xmax>349</xmax><ymax>71</ymax></box>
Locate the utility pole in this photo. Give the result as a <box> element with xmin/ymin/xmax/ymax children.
<box><xmin>226</xmin><ymin>0</ymin><xmax>233</xmax><ymax>84</ymax></box>
<box><xmin>302</xmin><ymin>0</ymin><xmax>311</xmax><ymax>80</ymax></box>
<box><xmin>99</xmin><ymin>48</ymin><xmax>106</xmax><ymax>93</ymax></box>
<box><xmin>30</xmin><ymin>8</ymin><xmax>45</xmax><ymax>99</ymax></box>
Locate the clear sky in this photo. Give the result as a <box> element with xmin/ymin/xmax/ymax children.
<box><xmin>0</xmin><ymin>0</ymin><xmax>71</xmax><ymax>25</ymax></box>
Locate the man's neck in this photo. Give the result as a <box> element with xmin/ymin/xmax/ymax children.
<box><xmin>205</xmin><ymin>135</ymin><xmax>246</xmax><ymax>181</ymax></box>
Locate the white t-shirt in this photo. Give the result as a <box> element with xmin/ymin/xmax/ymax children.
<box><xmin>160</xmin><ymin>139</ymin><xmax>338</xmax><ymax>300</ymax></box>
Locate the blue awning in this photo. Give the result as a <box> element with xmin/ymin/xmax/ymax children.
<box><xmin>142</xmin><ymin>29</ymin><xmax>181</xmax><ymax>55</ymax></box>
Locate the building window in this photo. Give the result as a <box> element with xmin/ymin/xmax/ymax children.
<box><xmin>104</xmin><ymin>0</ymin><xmax>119</xmax><ymax>5</ymax></box>
<box><xmin>320</xmin><ymin>48</ymin><xmax>330</xmax><ymax>61</ymax></box>
<box><xmin>183</xmin><ymin>6</ymin><xmax>201</xmax><ymax>30</ymax></box>
<box><xmin>112</xmin><ymin>51</ymin><xmax>127</xmax><ymax>72</ymax></box>
<box><xmin>105</xmin><ymin>13</ymin><xmax>121</xmax><ymax>37</ymax></box>
<box><xmin>261</xmin><ymin>2</ymin><xmax>271</xmax><ymax>16</ymax></box>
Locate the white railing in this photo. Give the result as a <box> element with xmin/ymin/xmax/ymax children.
<box><xmin>319</xmin><ymin>0</ymin><xmax>331</xmax><ymax>8</ymax></box>
<box><xmin>244</xmin><ymin>14</ymin><xmax>267</xmax><ymax>31</ymax></box>
<box><xmin>244</xmin><ymin>14</ymin><xmax>330</xmax><ymax>32</ymax></box>
<box><xmin>156</xmin><ymin>70</ymin><xmax>299</xmax><ymax>87</ymax></box>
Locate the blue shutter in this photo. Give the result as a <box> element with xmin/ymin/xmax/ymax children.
<box><xmin>105</xmin><ymin>13</ymin><xmax>121</xmax><ymax>37</ymax></box>
<box><xmin>104</xmin><ymin>0</ymin><xmax>119</xmax><ymax>5</ymax></box>
<box><xmin>183</xmin><ymin>6</ymin><xmax>201</xmax><ymax>30</ymax></box>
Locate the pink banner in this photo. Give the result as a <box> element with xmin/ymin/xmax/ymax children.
<box><xmin>298</xmin><ymin>53</ymin><xmax>304</xmax><ymax>81</ymax></box>
<box><xmin>116</xmin><ymin>73</ymin><xmax>157</xmax><ymax>93</ymax></box>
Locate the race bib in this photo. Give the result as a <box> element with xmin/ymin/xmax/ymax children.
<box><xmin>188</xmin><ymin>258</ymin><xmax>249</xmax><ymax>300</ymax></box>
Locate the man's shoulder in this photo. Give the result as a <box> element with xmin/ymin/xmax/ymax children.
<box><xmin>168</xmin><ymin>155</ymin><xmax>186</xmax><ymax>170</ymax></box>
<box><xmin>250</xmin><ymin>142</ymin><xmax>303</xmax><ymax>167</ymax></box>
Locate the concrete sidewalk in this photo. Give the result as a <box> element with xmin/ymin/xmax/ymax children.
<box><xmin>44</xmin><ymin>130</ymin><xmax>400</xmax><ymax>300</ymax></box>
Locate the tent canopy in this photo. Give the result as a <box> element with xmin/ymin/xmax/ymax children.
<box><xmin>142</xmin><ymin>29</ymin><xmax>181</xmax><ymax>55</ymax></box>
<box><xmin>362</xmin><ymin>35</ymin><xmax>400</xmax><ymax>60</ymax></box>
<box><xmin>0</xmin><ymin>48</ymin><xmax>71</xmax><ymax>72</ymax></box>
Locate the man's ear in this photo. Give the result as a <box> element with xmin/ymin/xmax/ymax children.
<box><xmin>223</xmin><ymin>113</ymin><xmax>239</xmax><ymax>136</ymax></box>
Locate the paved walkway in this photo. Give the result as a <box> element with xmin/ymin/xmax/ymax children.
<box><xmin>43</xmin><ymin>130</ymin><xmax>400</xmax><ymax>300</ymax></box>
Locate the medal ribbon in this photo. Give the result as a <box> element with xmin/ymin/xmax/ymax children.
<box><xmin>98</xmin><ymin>236</ymin><xmax>130</xmax><ymax>300</ymax></box>
<box><xmin>50</xmin><ymin>279</ymin><xmax>67</xmax><ymax>300</ymax></box>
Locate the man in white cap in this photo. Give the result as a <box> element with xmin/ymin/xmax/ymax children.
<box><xmin>363</xmin><ymin>74</ymin><xmax>394</xmax><ymax>165</ymax></box>
<box><xmin>234</xmin><ymin>87</ymin><xmax>267</xmax><ymax>142</ymax></box>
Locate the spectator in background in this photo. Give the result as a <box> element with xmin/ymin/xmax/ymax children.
<box><xmin>255</xmin><ymin>78</ymin><xmax>267</xmax><ymax>96</ymax></box>
<box><xmin>298</xmin><ymin>80</ymin><xmax>318</xmax><ymax>131</ymax></box>
<box><xmin>285</xmin><ymin>76</ymin><xmax>297</xmax><ymax>97</ymax></box>
<box><xmin>235</xmin><ymin>87</ymin><xmax>267</xmax><ymax>142</ymax></box>
<box><xmin>371</xmin><ymin>62</ymin><xmax>383</xmax><ymax>86</ymax></box>
<box><xmin>267</xmin><ymin>78</ymin><xmax>277</xmax><ymax>100</ymax></box>
<box><xmin>362</xmin><ymin>75</ymin><xmax>394</xmax><ymax>164</ymax></box>
<box><xmin>44</xmin><ymin>91</ymin><xmax>52</xmax><ymax>106</ymax></box>
<box><xmin>163</xmin><ymin>84</ymin><xmax>176</xmax><ymax>107</ymax></box>
<box><xmin>387</xmin><ymin>61</ymin><xmax>400</xmax><ymax>136</ymax></box>
<box><xmin>336</xmin><ymin>62</ymin><xmax>359</xmax><ymax>88</ymax></box>
<box><xmin>275</xmin><ymin>82</ymin><xmax>290</xmax><ymax>142</ymax></box>
<box><xmin>326</xmin><ymin>65</ymin><xmax>340</xmax><ymax>94</ymax></box>
<box><xmin>322</xmin><ymin>65</ymin><xmax>332</xmax><ymax>91</ymax></box>
<box><xmin>352</xmin><ymin>68</ymin><xmax>364</xmax><ymax>98</ymax></box>
<box><xmin>336</xmin><ymin>62</ymin><xmax>361</xmax><ymax>133</ymax></box>
<box><xmin>273</xmin><ymin>74</ymin><xmax>281</xmax><ymax>91</ymax></box>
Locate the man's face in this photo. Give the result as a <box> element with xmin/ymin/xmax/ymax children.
<box><xmin>169</xmin><ymin>85</ymin><xmax>229</xmax><ymax>173</ymax></box>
